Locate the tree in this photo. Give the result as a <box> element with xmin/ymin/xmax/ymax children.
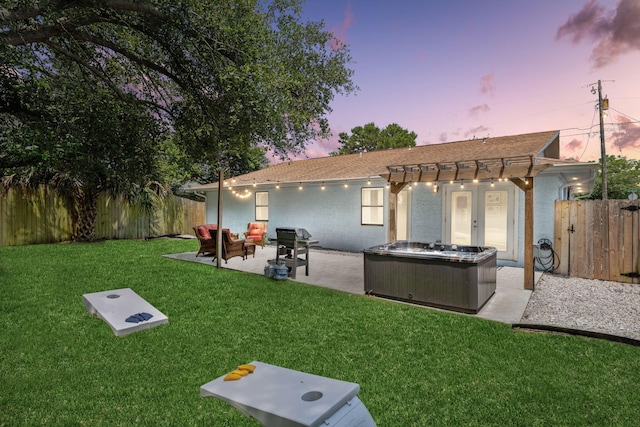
<box><xmin>1</xmin><ymin>63</ymin><xmax>164</xmax><ymax>241</ymax></box>
<box><xmin>587</xmin><ymin>155</ymin><xmax>640</xmax><ymax>200</ymax></box>
<box><xmin>1</xmin><ymin>0</ymin><xmax>356</xmax><ymax>241</ymax></box>
<box><xmin>330</xmin><ymin>122</ymin><xmax>417</xmax><ymax>155</ymax></box>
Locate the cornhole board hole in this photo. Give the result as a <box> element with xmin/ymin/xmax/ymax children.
<box><xmin>82</xmin><ymin>288</ymin><xmax>168</xmax><ymax>337</ymax></box>
<box><xmin>200</xmin><ymin>361</ymin><xmax>376</xmax><ymax>426</ymax></box>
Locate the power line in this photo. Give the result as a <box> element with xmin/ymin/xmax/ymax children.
<box><xmin>609</xmin><ymin>107</ymin><xmax>640</xmax><ymax>123</ymax></box>
<box><xmin>578</xmin><ymin>105</ymin><xmax>598</xmax><ymax>160</ymax></box>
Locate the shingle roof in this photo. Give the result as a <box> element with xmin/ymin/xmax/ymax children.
<box><xmin>192</xmin><ymin>130</ymin><xmax>565</xmax><ymax>189</ymax></box>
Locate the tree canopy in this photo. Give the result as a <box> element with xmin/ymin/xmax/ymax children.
<box><xmin>587</xmin><ymin>155</ymin><xmax>640</xmax><ymax>200</ymax></box>
<box><xmin>0</xmin><ymin>0</ymin><xmax>356</xmax><ymax>240</ymax></box>
<box><xmin>330</xmin><ymin>122</ymin><xmax>417</xmax><ymax>155</ymax></box>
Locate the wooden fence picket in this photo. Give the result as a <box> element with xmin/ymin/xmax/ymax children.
<box><xmin>0</xmin><ymin>185</ymin><xmax>204</xmax><ymax>246</ymax></box>
<box><xmin>554</xmin><ymin>199</ymin><xmax>640</xmax><ymax>283</ymax></box>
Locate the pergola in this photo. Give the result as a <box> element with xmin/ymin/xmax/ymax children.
<box><xmin>382</xmin><ymin>154</ymin><xmax>558</xmax><ymax>290</ymax></box>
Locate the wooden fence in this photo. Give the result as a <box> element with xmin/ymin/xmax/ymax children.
<box><xmin>554</xmin><ymin>199</ymin><xmax>640</xmax><ymax>283</ymax></box>
<box><xmin>0</xmin><ymin>186</ymin><xmax>204</xmax><ymax>246</ymax></box>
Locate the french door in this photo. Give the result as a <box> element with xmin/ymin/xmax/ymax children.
<box><xmin>396</xmin><ymin>188</ymin><xmax>410</xmax><ymax>240</ymax></box>
<box><xmin>443</xmin><ymin>183</ymin><xmax>518</xmax><ymax>260</ymax></box>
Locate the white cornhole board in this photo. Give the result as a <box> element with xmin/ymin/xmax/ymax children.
<box><xmin>82</xmin><ymin>288</ymin><xmax>168</xmax><ymax>337</ymax></box>
<box><xmin>200</xmin><ymin>361</ymin><xmax>376</xmax><ymax>427</ymax></box>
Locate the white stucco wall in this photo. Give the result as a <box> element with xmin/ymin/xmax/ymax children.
<box><xmin>204</xmin><ymin>178</ymin><xmax>389</xmax><ymax>252</ymax></box>
<box><xmin>203</xmin><ymin>175</ymin><xmax>564</xmax><ymax>266</ymax></box>
<box><xmin>504</xmin><ymin>174</ymin><xmax>563</xmax><ymax>267</ymax></box>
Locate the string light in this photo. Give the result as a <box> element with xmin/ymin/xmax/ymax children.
<box><xmin>232</xmin><ymin>188</ymin><xmax>252</xmax><ymax>199</ymax></box>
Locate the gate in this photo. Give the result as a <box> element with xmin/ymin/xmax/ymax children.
<box><xmin>554</xmin><ymin>200</ymin><xmax>640</xmax><ymax>283</ymax></box>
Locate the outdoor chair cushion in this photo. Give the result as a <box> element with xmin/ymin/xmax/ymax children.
<box><xmin>193</xmin><ymin>224</ymin><xmax>218</xmax><ymax>256</ymax></box>
<box><xmin>244</xmin><ymin>222</ymin><xmax>267</xmax><ymax>248</ymax></box>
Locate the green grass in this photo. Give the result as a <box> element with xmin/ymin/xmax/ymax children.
<box><xmin>1</xmin><ymin>239</ymin><xmax>639</xmax><ymax>426</ymax></box>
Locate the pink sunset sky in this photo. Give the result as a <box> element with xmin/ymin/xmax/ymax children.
<box><xmin>285</xmin><ymin>0</ymin><xmax>640</xmax><ymax>163</ymax></box>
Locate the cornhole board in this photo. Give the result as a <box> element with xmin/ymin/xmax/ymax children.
<box><xmin>200</xmin><ymin>361</ymin><xmax>375</xmax><ymax>427</ymax></box>
<box><xmin>82</xmin><ymin>288</ymin><xmax>168</xmax><ymax>337</ymax></box>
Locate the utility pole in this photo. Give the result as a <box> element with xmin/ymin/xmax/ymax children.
<box><xmin>590</xmin><ymin>80</ymin><xmax>611</xmax><ymax>279</ymax></box>
<box><xmin>597</xmin><ymin>80</ymin><xmax>608</xmax><ymax>200</ymax></box>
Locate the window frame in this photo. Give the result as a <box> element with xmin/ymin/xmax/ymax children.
<box><xmin>361</xmin><ymin>187</ymin><xmax>384</xmax><ymax>226</ymax></box>
<box><xmin>255</xmin><ymin>191</ymin><xmax>269</xmax><ymax>221</ymax></box>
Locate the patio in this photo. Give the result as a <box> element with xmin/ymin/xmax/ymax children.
<box><xmin>165</xmin><ymin>244</ymin><xmax>542</xmax><ymax>324</ymax></box>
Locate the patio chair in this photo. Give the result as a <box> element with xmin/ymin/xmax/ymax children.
<box><xmin>193</xmin><ymin>224</ymin><xmax>217</xmax><ymax>257</ymax></box>
<box><xmin>243</xmin><ymin>222</ymin><xmax>268</xmax><ymax>248</ymax></box>
<box><xmin>212</xmin><ymin>228</ymin><xmax>248</xmax><ymax>263</ymax></box>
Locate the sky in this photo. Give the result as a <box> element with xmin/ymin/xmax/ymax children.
<box><xmin>291</xmin><ymin>0</ymin><xmax>640</xmax><ymax>163</ymax></box>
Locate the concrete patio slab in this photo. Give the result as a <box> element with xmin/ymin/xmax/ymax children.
<box><xmin>164</xmin><ymin>245</ymin><xmax>542</xmax><ymax>325</ymax></box>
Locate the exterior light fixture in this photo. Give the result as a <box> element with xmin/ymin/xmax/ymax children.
<box><xmin>276</xmin><ymin>182</ymin><xmax>280</xmax><ymax>189</ymax></box>
<box><xmin>321</xmin><ymin>182</ymin><xmax>325</xmax><ymax>190</ymax></box>
<box><xmin>491</xmin><ymin>181</ymin><xmax>495</xmax><ymax>187</ymax></box>
<box><xmin>460</xmin><ymin>181</ymin><xmax>464</xmax><ymax>188</ymax></box>
<box><xmin>298</xmin><ymin>182</ymin><xmax>303</xmax><ymax>190</ymax></box>
<box><xmin>473</xmin><ymin>179</ymin><xmax>478</xmax><ymax>183</ymax></box>
<box><xmin>344</xmin><ymin>182</ymin><xmax>348</xmax><ymax>188</ymax></box>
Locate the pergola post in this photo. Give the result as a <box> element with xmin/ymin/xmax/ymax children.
<box><xmin>511</xmin><ymin>177</ymin><xmax>535</xmax><ymax>290</ymax></box>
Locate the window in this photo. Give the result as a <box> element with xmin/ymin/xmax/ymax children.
<box><xmin>255</xmin><ymin>191</ymin><xmax>269</xmax><ymax>221</ymax></box>
<box><xmin>361</xmin><ymin>188</ymin><xmax>384</xmax><ymax>225</ymax></box>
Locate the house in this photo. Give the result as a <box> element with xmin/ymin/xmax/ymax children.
<box><xmin>190</xmin><ymin>130</ymin><xmax>598</xmax><ymax>288</ymax></box>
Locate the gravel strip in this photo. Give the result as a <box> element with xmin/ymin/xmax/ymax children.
<box><xmin>520</xmin><ymin>274</ymin><xmax>640</xmax><ymax>340</ymax></box>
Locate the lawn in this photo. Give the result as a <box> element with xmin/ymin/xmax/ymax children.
<box><xmin>1</xmin><ymin>239</ymin><xmax>639</xmax><ymax>426</ymax></box>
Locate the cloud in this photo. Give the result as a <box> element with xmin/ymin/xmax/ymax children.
<box><xmin>480</xmin><ymin>72</ymin><xmax>495</xmax><ymax>96</ymax></box>
<box><xmin>610</xmin><ymin>115</ymin><xmax>640</xmax><ymax>151</ymax></box>
<box><xmin>556</xmin><ymin>0</ymin><xmax>640</xmax><ymax>68</ymax></box>
<box><xmin>469</xmin><ymin>104</ymin><xmax>490</xmax><ymax>117</ymax></box>
<box><xmin>414</xmin><ymin>49</ymin><xmax>427</xmax><ymax>62</ymax></box>
<box><xmin>464</xmin><ymin>126</ymin><xmax>490</xmax><ymax>139</ymax></box>
<box><xmin>564</xmin><ymin>138</ymin><xmax>585</xmax><ymax>152</ymax></box>
<box><xmin>328</xmin><ymin>2</ymin><xmax>354</xmax><ymax>51</ymax></box>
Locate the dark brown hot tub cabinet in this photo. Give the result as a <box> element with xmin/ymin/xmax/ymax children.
<box><xmin>363</xmin><ymin>241</ymin><xmax>497</xmax><ymax>313</ymax></box>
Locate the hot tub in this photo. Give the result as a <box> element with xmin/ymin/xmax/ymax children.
<box><xmin>363</xmin><ymin>241</ymin><xmax>497</xmax><ymax>313</ymax></box>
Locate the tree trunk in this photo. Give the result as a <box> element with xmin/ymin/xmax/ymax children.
<box><xmin>71</xmin><ymin>189</ymin><xmax>99</xmax><ymax>242</ymax></box>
